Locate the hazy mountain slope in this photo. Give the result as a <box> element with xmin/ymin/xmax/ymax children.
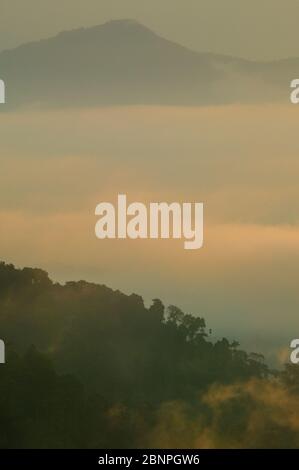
<box><xmin>0</xmin><ymin>19</ymin><xmax>296</xmax><ymax>108</ymax></box>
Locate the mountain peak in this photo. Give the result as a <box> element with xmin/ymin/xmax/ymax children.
<box><xmin>96</xmin><ymin>18</ymin><xmax>157</xmax><ymax>36</ymax></box>
<box><xmin>104</xmin><ymin>19</ymin><xmax>143</xmax><ymax>27</ymax></box>
<box><xmin>53</xmin><ymin>18</ymin><xmax>158</xmax><ymax>42</ymax></box>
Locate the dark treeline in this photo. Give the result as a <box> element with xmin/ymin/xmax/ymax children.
<box><xmin>0</xmin><ymin>261</ymin><xmax>298</xmax><ymax>448</ymax></box>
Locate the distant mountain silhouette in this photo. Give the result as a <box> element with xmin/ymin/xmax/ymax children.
<box><xmin>0</xmin><ymin>19</ymin><xmax>296</xmax><ymax>108</ymax></box>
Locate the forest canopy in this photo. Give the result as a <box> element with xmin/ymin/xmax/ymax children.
<box><xmin>0</xmin><ymin>261</ymin><xmax>297</xmax><ymax>449</ymax></box>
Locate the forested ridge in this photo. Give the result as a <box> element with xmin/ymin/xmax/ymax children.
<box><xmin>0</xmin><ymin>261</ymin><xmax>298</xmax><ymax>448</ymax></box>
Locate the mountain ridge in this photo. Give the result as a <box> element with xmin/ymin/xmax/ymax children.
<box><xmin>0</xmin><ymin>19</ymin><xmax>296</xmax><ymax>108</ymax></box>
<box><xmin>0</xmin><ymin>19</ymin><xmax>294</xmax><ymax>63</ymax></box>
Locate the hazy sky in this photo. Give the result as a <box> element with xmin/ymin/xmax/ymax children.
<box><xmin>2</xmin><ymin>0</ymin><xmax>299</xmax><ymax>60</ymax></box>
<box><xmin>1</xmin><ymin>103</ymin><xmax>299</xmax><ymax>362</ymax></box>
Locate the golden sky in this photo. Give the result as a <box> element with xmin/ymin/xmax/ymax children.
<box><xmin>1</xmin><ymin>104</ymin><xmax>299</xmax><ymax>360</ymax></box>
